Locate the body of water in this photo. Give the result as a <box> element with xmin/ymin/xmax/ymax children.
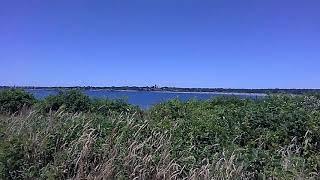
<box><xmin>26</xmin><ymin>89</ymin><xmax>266</xmax><ymax>109</ymax></box>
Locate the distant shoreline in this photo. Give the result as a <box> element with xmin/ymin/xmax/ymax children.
<box><xmin>103</xmin><ymin>89</ymin><xmax>268</xmax><ymax>96</ymax></box>
<box><xmin>1</xmin><ymin>86</ymin><xmax>319</xmax><ymax>95</ymax></box>
<box><xmin>23</xmin><ymin>88</ymin><xmax>267</xmax><ymax>96</ymax></box>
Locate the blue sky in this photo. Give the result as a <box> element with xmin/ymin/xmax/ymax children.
<box><xmin>0</xmin><ymin>0</ymin><xmax>319</xmax><ymax>88</ymax></box>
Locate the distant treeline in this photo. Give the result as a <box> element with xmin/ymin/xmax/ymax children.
<box><xmin>1</xmin><ymin>86</ymin><xmax>320</xmax><ymax>95</ymax></box>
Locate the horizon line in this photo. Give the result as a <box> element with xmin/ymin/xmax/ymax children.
<box><xmin>1</xmin><ymin>85</ymin><xmax>320</xmax><ymax>90</ymax></box>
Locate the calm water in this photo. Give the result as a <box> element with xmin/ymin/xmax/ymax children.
<box><xmin>26</xmin><ymin>89</ymin><xmax>266</xmax><ymax>109</ymax></box>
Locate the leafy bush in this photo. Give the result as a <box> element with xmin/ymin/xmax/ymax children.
<box><xmin>37</xmin><ymin>94</ymin><xmax>64</xmax><ymax>113</ymax></box>
<box><xmin>38</xmin><ymin>90</ymin><xmax>91</xmax><ymax>113</ymax></box>
<box><xmin>148</xmin><ymin>95</ymin><xmax>320</xmax><ymax>176</ymax></box>
<box><xmin>0</xmin><ymin>89</ymin><xmax>36</xmax><ymax>114</ymax></box>
<box><xmin>62</xmin><ymin>90</ymin><xmax>91</xmax><ymax>113</ymax></box>
<box><xmin>307</xmin><ymin>92</ymin><xmax>320</xmax><ymax>99</ymax></box>
<box><xmin>38</xmin><ymin>90</ymin><xmax>141</xmax><ymax>115</ymax></box>
<box><xmin>91</xmin><ymin>98</ymin><xmax>141</xmax><ymax>115</ymax></box>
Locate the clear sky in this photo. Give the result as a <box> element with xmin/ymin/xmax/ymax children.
<box><xmin>0</xmin><ymin>0</ymin><xmax>319</xmax><ymax>88</ymax></box>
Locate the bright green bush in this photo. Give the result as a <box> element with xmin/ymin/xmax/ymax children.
<box><xmin>0</xmin><ymin>89</ymin><xmax>36</xmax><ymax>114</ymax></box>
<box><xmin>38</xmin><ymin>90</ymin><xmax>141</xmax><ymax>115</ymax></box>
<box><xmin>38</xmin><ymin>94</ymin><xmax>64</xmax><ymax>113</ymax></box>
<box><xmin>91</xmin><ymin>98</ymin><xmax>141</xmax><ymax>115</ymax></box>
<box><xmin>62</xmin><ymin>90</ymin><xmax>91</xmax><ymax>113</ymax></box>
<box><xmin>148</xmin><ymin>95</ymin><xmax>320</xmax><ymax>176</ymax></box>
<box><xmin>38</xmin><ymin>90</ymin><xmax>91</xmax><ymax>113</ymax></box>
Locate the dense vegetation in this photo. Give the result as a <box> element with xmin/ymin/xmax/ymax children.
<box><xmin>0</xmin><ymin>89</ymin><xmax>320</xmax><ymax>179</ymax></box>
<box><xmin>0</xmin><ymin>89</ymin><xmax>36</xmax><ymax>114</ymax></box>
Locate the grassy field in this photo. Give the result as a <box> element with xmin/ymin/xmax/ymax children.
<box><xmin>0</xmin><ymin>89</ymin><xmax>320</xmax><ymax>179</ymax></box>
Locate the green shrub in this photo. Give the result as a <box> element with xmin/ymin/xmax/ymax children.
<box><xmin>0</xmin><ymin>137</ymin><xmax>30</xmax><ymax>179</ymax></box>
<box><xmin>38</xmin><ymin>90</ymin><xmax>91</xmax><ymax>113</ymax></box>
<box><xmin>38</xmin><ymin>94</ymin><xmax>64</xmax><ymax>113</ymax></box>
<box><xmin>308</xmin><ymin>92</ymin><xmax>320</xmax><ymax>99</ymax></box>
<box><xmin>91</xmin><ymin>98</ymin><xmax>140</xmax><ymax>115</ymax></box>
<box><xmin>0</xmin><ymin>89</ymin><xmax>36</xmax><ymax>114</ymax></box>
<box><xmin>147</xmin><ymin>95</ymin><xmax>320</xmax><ymax>175</ymax></box>
<box><xmin>63</xmin><ymin>90</ymin><xmax>91</xmax><ymax>113</ymax></box>
<box><xmin>38</xmin><ymin>90</ymin><xmax>141</xmax><ymax>115</ymax></box>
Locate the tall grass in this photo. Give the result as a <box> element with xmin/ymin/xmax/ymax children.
<box><xmin>0</xmin><ymin>90</ymin><xmax>320</xmax><ymax>179</ymax></box>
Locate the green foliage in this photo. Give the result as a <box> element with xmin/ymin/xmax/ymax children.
<box><xmin>307</xmin><ymin>92</ymin><xmax>320</xmax><ymax>99</ymax></box>
<box><xmin>62</xmin><ymin>90</ymin><xmax>91</xmax><ymax>113</ymax></box>
<box><xmin>38</xmin><ymin>90</ymin><xmax>91</xmax><ymax>113</ymax></box>
<box><xmin>38</xmin><ymin>94</ymin><xmax>64</xmax><ymax>113</ymax></box>
<box><xmin>148</xmin><ymin>95</ymin><xmax>320</xmax><ymax>176</ymax></box>
<box><xmin>0</xmin><ymin>89</ymin><xmax>36</xmax><ymax>114</ymax></box>
<box><xmin>91</xmin><ymin>98</ymin><xmax>141</xmax><ymax>115</ymax></box>
<box><xmin>37</xmin><ymin>90</ymin><xmax>140</xmax><ymax>115</ymax></box>
<box><xmin>1</xmin><ymin>91</ymin><xmax>320</xmax><ymax>179</ymax></box>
